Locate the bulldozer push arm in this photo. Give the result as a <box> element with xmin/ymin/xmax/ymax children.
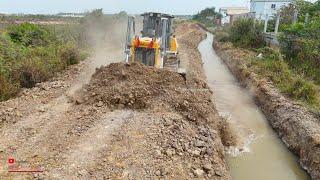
<box><xmin>125</xmin><ymin>16</ymin><xmax>135</xmax><ymax>63</ymax></box>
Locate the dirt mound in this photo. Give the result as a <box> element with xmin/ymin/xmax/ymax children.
<box><xmin>72</xmin><ymin>61</ymin><xmax>230</xmax><ymax>179</ymax></box>
<box><xmin>84</xmin><ymin>62</ymin><xmax>184</xmax><ymax>108</ymax></box>
<box><xmin>80</xmin><ymin>62</ymin><xmax>214</xmax><ymax>123</ymax></box>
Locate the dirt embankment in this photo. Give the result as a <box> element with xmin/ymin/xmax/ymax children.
<box><xmin>213</xmin><ymin>41</ymin><xmax>320</xmax><ymax>179</ymax></box>
<box><xmin>176</xmin><ymin>23</ymin><xmax>207</xmax><ymax>85</ymax></box>
<box><xmin>0</xmin><ymin>22</ymin><xmax>230</xmax><ymax>179</ymax></box>
<box><xmin>73</xmin><ymin>23</ymin><xmax>230</xmax><ymax>179</ymax></box>
<box><xmin>76</xmin><ymin>61</ymin><xmax>229</xmax><ymax>179</ymax></box>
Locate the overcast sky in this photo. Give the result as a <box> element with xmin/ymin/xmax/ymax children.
<box><xmin>0</xmin><ymin>0</ymin><xmax>249</xmax><ymax>15</ymax></box>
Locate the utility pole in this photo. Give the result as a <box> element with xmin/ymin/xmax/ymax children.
<box><xmin>293</xmin><ymin>9</ymin><xmax>298</xmax><ymax>24</ymax></box>
<box><xmin>264</xmin><ymin>13</ymin><xmax>269</xmax><ymax>33</ymax></box>
<box><xmin>274</xmin><ymin>13</ymin><xmax>280</xmax><ymax>34</ymax></box>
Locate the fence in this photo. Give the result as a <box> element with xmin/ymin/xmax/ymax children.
<box><xmin>230</xmin><ymin>11</ymin><xmax>310</xmax><ymax>46</ymax></box>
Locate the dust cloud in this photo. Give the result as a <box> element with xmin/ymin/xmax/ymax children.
<box><xmin>68</xmin><ymin>14</ymin><xmax>142</xmax><ymax>96</ymax></box>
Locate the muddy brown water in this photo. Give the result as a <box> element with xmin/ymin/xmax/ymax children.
<box><xmin>199</xmin><ymin>33</ymin><xmax>310</xmax><ymax>180</ymax></box>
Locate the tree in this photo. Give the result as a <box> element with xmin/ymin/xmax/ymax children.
<box><xmin>193</xmin><ymin>7</ymin><xmax>217</xmax><ymax>20</ymax></box>
<box><xmin>279</xmin><ymin>3</ymin><xmax>296</xmax><ymax>25</ymax></box>
<box><xmin>193</xmin><ymin>7</ymin><xmax>221</xmax><ymax>28</ymax></box>
<box><xmin>280</xmin><ymin>0</ymin><xmax>320</xmax><ymax>22</ymax></box>
<box><xmin>88</xmin><ymin>9</ymin><xmax>103</xmax><ymax>18</ymax></box>
<box><xmin>279</xmin><ymin>0</ymin><xmax>320</xmax><ymax>84</ymax></box>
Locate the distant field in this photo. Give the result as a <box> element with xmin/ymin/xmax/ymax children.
<box><xmin>1</xmin><ymin>20</ymin><xmax>77</xmax><ymax>25</ymax></box>
<box><xmin>0</xmin><ymin>21</ymin><xmax>75</xmax><ymax>31</ymax></box>
<box><xmin>0</xmin><ymin>13</ymin><xmax>128</xmax><ymax>28</ymax></box>
<box><xmin>0</xmin><ymin>14</ymin><xmax>80</xmax><ymax>29</ymax></box>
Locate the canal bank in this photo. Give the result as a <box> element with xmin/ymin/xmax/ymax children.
<box><xmin>199</xmin><ymin>32</ymin><xmax>310</xmax><ymax>179</ymax></box>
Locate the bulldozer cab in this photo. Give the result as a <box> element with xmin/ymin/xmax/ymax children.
<box><xmin>141</xmin><ymin>12</ymin><xmax>174</xmax><ymax>50</ymax></box>
<box><xmin>125</xmin><ymin>12</ymin><xmax>182</xmax><ymax>73</ymax></box>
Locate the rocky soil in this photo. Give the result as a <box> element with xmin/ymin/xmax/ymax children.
<box><xmin>213</xmin><ymin>41</ymin><xmax>320</xmax><ymax>179</ymax></box>
<box><xmin>73</xmin><ymin>61</ymin><xmax>229</xmax><ymax>179</ymax></box>
<box><xmin>0</xmin><ymin>22</ymin><xmax>230</xmax><ymax>179</ymax></box>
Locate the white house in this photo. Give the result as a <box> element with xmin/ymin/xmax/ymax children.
<box><xmin>250</xmin><ymin>0</ymin><xmax>294</xmax><ymax>18</ymax></box>
<box><xmin>219</xmin><ymin>7</ymin><xmax>250</xmax><ymax>25</ymax></box>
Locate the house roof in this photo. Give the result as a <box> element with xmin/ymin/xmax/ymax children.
<box><xmin>219</xmin><ymin>7</ymin><xmax>250</xmax><ymax>15</ymax></box>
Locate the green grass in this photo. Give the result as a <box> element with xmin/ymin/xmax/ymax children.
<box><xmin>247</xmin><ymin>47</ymin><xmax>320</xmax><ymax>110</ymax></box>
<box><xmin>0</xmin><ymin>23</ymin><xmax>87</xmax><ymax>101</ymax></box>
<box><xmin>215</xmin><ymin>17</ymin><xmax>320</xmax><ymax>111</ymax></box>
<box><xmin>229</xmin><ymin>19</ymin><xmax>265</xmax><ymax>48</ymax></box>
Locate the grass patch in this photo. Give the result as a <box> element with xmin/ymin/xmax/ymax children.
<box><xmin>247</xmin><ymin>47</ymin><xmax>320</xmax><ymax>110</ymax></box>
<box><xmin>0</xmin><ymin>23</ymin><xmax>86</xmax><ymax>101</ymax></box>
<box><xmin>215</xmin><ymin>16</ymin><xmax>320</xmax><ymax>111</ymax></box>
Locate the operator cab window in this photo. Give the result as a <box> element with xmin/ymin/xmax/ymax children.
<box><xmin>271</xmin><ymin>4</ymin><xmax>276</xmax><ymax>9</ymax></box>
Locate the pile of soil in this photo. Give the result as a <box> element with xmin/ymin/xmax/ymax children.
<box><xmin>83</xmin><ymin>62</ymin><xmax>185</xmax><ymax>108</ymax></box>
<box><xmin>74</xmin><ymin>62</ymin><xmax>230</xmax><ymax>179</ymax></box>
<box><xmin>81</xmin><ymin>62</ymin><xmax>214</xmax><ymax>123</ymax></box>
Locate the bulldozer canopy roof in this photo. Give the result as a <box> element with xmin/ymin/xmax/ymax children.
<box><xmin>141</xmin><ymin>12</ymin><xmax>174</xmax><ymax>18</ymax></box>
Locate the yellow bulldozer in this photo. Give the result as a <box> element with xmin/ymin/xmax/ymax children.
<box><xmin>125</xmin><ymin>12</ymin><xmax>184</xmax><ymax>74</ymax></box>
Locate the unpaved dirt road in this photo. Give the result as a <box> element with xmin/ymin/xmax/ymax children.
<box><xmin>0</xmin><ymin>22</ymin><xmax>230</xmax><ymax>179</ymax></box>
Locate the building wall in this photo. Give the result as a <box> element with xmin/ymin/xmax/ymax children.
<box><xmin>221</xmin><ymin>16</ymin><xmax>231</xmax><ymax>25</ymax></box>
<box><xmin>219</xmin><ymin>8</ymin><xmax>250</xmax><ymax>25</ymax></box>
<box><xmin>251</xmin><ymin>0</ymin><xmax>293</xmax><ymax>18</ymax></box>
<box><xmin>219</xmin><ymin>9</ymin><xmax>230</xmax><ymax>25</ymax></box>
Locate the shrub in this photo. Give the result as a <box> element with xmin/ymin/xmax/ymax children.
<box><xmin>229</xmin><ymin>18</ymin><xmax>265</xmax><ymax>48</ymax></box>
<box><xmin>12</xmin><ymin>60</ymin><xmax>50</xmax><ymax>88</ymax></box>
<box><xmin>0</xmin><ymin>22</ymin><xmax>85</xmax><ymax>101</ymax></box>
<box><xmin>215</xmin><ymin>30</ymin><xmax>230</xmax><ymax>42</ymax></box>
<box><xmin>279</xmin><ymin>19</ymin><xmax>320</xmax><ymax>84</ymax></box>
<box><xmin>278</xmin><ymin>0</ymin><xmax>320</xmax><ymax>84</ymax></box>
<box><xmin>256</xmin><ymin>47</ymin><xmax>281</xmax><ymax>60</ymax></box>
<box><xmin>266</xmin><ymin>18</ymin><xmax>276</xmax><ymax>32</ymax></box>
<box><xmin>250</xmin><ymin>48</ymin><xmax>292</xmax><ymax>89</ymax></box>
<box><xmin>230</xmin><ymin>19</ymin><xmax>265</xmax><ymax>48</ymax></box>
<box><xmin>248</xmin><ymin>47</ymin><xmax>320</xmax><ymax>109</ymax></box>
<box><xmin>6</xmin><ymin>23</ymin><xmax>51</xmax><ymax>47</ymax></box>
<box><xmin>286</xmin><ymin>77</ymin><xmax>318</xmax><ymax>104</ymax></box>
<box><xmin>0</xmin><ymin>75</ymin><xmax>19</xmax><ymax>101</ymax></box>
<box><xmin>59</xmin><ymin>43</ymin><xmax>81</xmax><ymax>66</ymax></box>
<box><xmin>193</xmin><ymin>7</ymin><xmax>221</xmax><ymax>28</ymax></box>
